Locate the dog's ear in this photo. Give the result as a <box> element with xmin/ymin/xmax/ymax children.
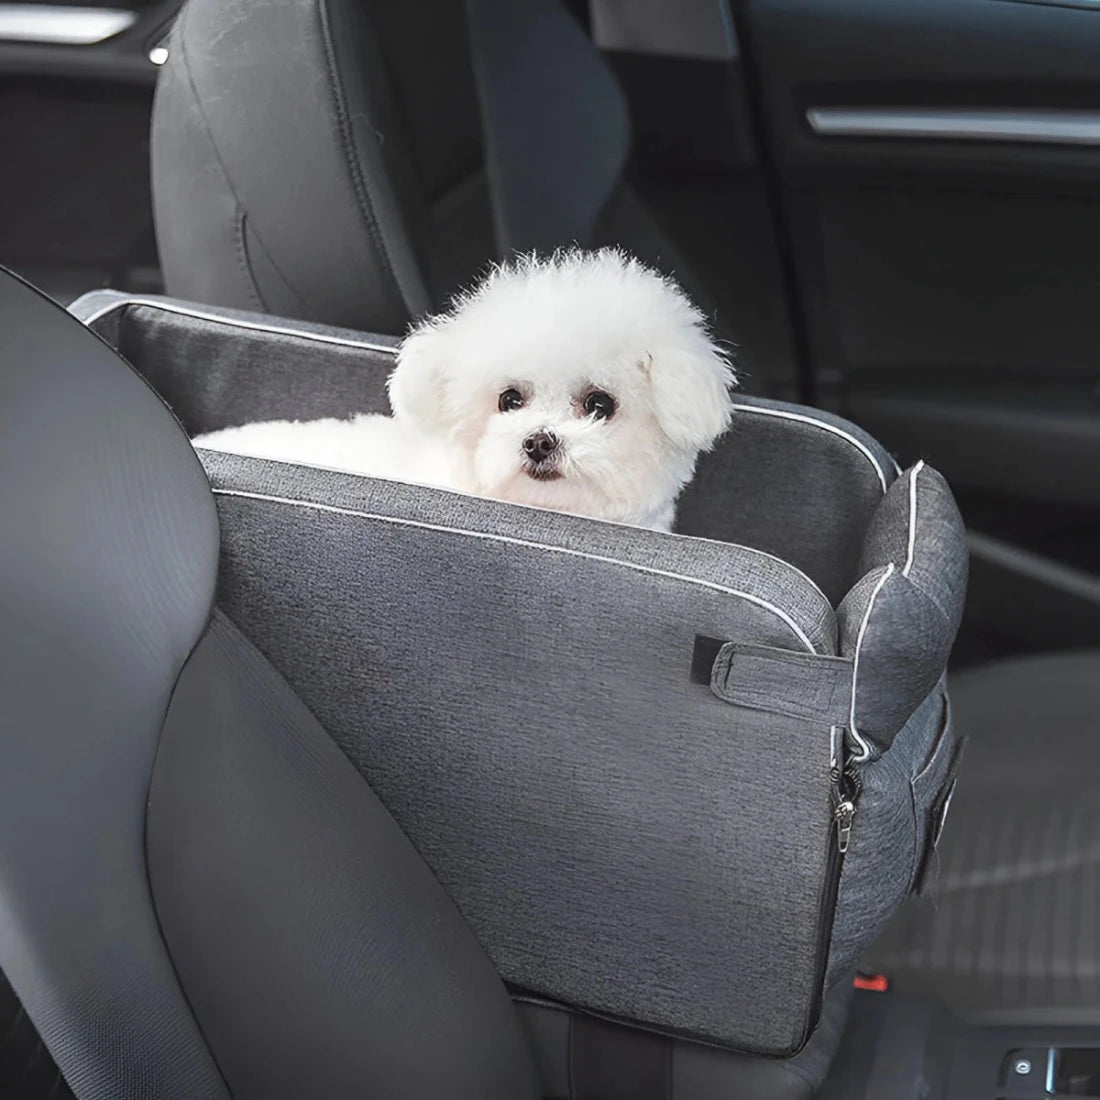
<box><xmin>647</xmin><ymin>346</ymin><xmax>735</xmax><ymax>454</ymax></box>
<box><xmin>387</xmin><ymin>324</ymin><xmax>452</xmax><ymax>436</ymax></box>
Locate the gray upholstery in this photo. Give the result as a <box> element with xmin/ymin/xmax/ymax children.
<box><xmin>0</xmin><ymin>270</ymin><xmax>226</xmax><ymax>1100</ymax></box>
<box><xmin>0</xmin><ymin>267</ymin><xmax>541</xmax><ymax>1099</ymax></box>
<box><xmin>150</xmin><ymin>611</ymin><xmax>538</xmax><ymax>1098</ymax></box>
<box><xmin>205</xmin><ymin>452</ymin><xmax>843</xmax><ymax>1054</ymax></box>
<box><xmin>71</xmin><ymin>291</ymin><xmax>968</xmax><ymax>1065</ymax></box>
<box><xmin>865</xmin><ymin>649</ymin><xmax>1100</xmax><ymax>1025</ymax></box>
<box><xmin>153</xmin><ymin>0</ymin><xmax>438</xmax><ymax>331</ymax></box>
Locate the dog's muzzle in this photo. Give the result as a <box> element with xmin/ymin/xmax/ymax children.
<box><xmin>522</xmin><ymin>430</ymin><xmax>563</xmax><ymax>480</ymax></box>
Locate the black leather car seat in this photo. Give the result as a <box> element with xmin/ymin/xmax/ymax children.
<box><xmin>150</xmin><ymin>0</ymin><xmax>730</xmax><ymax>346</ymax></box>
<box><xmin>0</xmin><ymin>267</ymin><xmax>539</xmax><ymax>1100</ymax></box>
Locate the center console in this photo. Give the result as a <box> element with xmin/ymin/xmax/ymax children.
<box><xmin>821</xmin><ymin>988</ymin><xmax>1100</xmax><ymax>1099</ymax></box>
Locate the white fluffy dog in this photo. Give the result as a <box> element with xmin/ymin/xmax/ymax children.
<box><xmin>194</xmin><ymin>248</ymin><xmax>735</xmax><ymax>531</ymax></box>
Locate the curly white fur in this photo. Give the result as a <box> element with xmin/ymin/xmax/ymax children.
<box><xmin>194</xmin><ymin>248</ymin><xmax>736</xmax><ymax>531</ymax></box>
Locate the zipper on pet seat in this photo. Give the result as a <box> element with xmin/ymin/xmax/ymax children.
<box><xmin>830</xmin><ymin>726</ymin><xmax>862</xmax><ymax>857</ymax></box>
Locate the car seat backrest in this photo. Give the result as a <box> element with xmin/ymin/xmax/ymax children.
<box><xmin>0</xmin><ymin>272</ymin><xmax>225</xmax><ymax>1099</ymax></box>
<box><xmin>152</xmin><ymin>0</ymin><xmax>631</xmax><ymax>333</ymax></box>
<box><xmin>0</xmin><ymin>268</ymin><xmax>538</xmax><ymax>1099</ymax></box>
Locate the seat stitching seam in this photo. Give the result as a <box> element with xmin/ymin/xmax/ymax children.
<box><xmin>234</xmin><ymin>210</ymin><xmax>266</xmax><ymax>312</ymax></box>
<box><xmin>316</xmin><ymin>0</ymin><xmax>401</xmax><ymax>296</ymax></box>
<box><xmin>172</xmin><ymin>2</ymin><xmax>312</xmax><ymax>317</ymax></box>
<box><xmin>79</xmin><ymin>297</ymin><xmax>397</xmax><ymax>353</ymax></box>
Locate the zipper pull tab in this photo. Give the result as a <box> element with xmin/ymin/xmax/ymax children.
<box><xmin>835</xmin><ymin>800</ymin><xmax>856</xmax><ymax>855</ymax></box>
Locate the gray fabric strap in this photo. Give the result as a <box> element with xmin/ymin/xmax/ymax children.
<box><xmin>711</xmin><ymin>643</ymin><xmax>855</xmax><ymax>726</ymax></box>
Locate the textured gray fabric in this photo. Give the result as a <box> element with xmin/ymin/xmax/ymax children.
<box><xmin>865</xmin><ymin>651</ymin><xmax>1100</xmax><ymax>1024</ymax></box>
<box><xmin>0</xmin><ymin>269</ymin><xmax>227</xmax><ymax>1100</ymax></box>
<box><xmin>827</xmin><ymin>683</ymin><xmax>958</xmax><ymax>987</ymax></box>
<box><xmin>678</xmin><ymin>396</ymin><xmax>898</xmax><ymax>605</ymax></box>
<box><xmin>71</xmin><ymin>295</ymin><xmax>397</xmax><ymax>434</ymax></box>
<box><xmin>860</xmin><ymin>462</ymin><xmax>968</xmax><ymax>645</ymax></box>
<box><xmin>200</xmin><ymin>449</ymin><xmax>838</xmax><ymax>655</ymax></box>
<box><xmin>838</xmin><ymin>464</ymin><xmax>968</xmax><ymax>753</ymax></box>
<box><xmin>712</xmin><ymin>643</ymin><xmax>854</xmax><ymax>725</ymax></box>
<box><xmin>204</xmin><ymin>453</ymin><xmax>840</xmax><ymax>1054</ymax></box>
<box><xmin>150</xmin><ymin>612</ymin><xmax>539</xmax><ymax>1099</ymax></box>
<box><xmin>515</xmin><ymin>974</ymin><xmax>854</xmax><ymax>1099</ymax></box>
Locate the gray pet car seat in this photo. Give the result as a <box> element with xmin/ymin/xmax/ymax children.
<box><xmin>52</xmin><ymin>287</ymin><xmax>969</xmax><ymax>1072</ymax></box>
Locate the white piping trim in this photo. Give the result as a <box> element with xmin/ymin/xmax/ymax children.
<box><xmin>78</xmin><ymin>297</ymin><xmax>398</xmax><ymax>355</ymax></box>
<box><xmin>848</xmin><ymin>563</ymin><xmax>896</xmax><ymax>763</ymax></box>
<box><xmin>200</xmin><ymin>446</ymin><xmax>831</xmax><ymax>611</ymax></box>
<box><xmin>729</xmin><ymin>403</ymin><xmax>896</xmax><ymax>491</ymax></box>
<box><xmin>808</xmin><ymin>106</ymin><xmax>1100</xmax><ymax>147</ymax></box>
<box><xmin>212</xmin><ymin>487</ymin><xmax>820</xmax><ymax>654</ymax></box>
<box><xmin>903</xmin><ymin>460</ymin><xmax>924</xmax><ymax>577</ymax></box>
<box><xmin>197</xmin><ymin>449</ymin><xmax>831</xmax><ymax>606</ymax></box>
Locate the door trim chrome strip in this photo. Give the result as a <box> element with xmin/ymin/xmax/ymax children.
<box><xmin>807</xmin><ymin>106</ymin><xmax>1100</xmax><ymax>146</ymax></box>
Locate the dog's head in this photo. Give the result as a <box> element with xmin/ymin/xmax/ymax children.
<box><xmin>388</xmin><ymin>248</ymin><xmax>735</xmax><ymax>527</ymax></box>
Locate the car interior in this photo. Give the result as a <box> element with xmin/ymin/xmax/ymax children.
<box><xmin>1</xmin><ymin>0</ymin><xmax>1098</xmax><ymax>1097</ymax></box>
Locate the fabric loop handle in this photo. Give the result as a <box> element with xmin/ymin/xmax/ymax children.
<box><xmin>710</xmin><ymin>642</ymin><xmax>855</xmax><ymax>727</ymax></box>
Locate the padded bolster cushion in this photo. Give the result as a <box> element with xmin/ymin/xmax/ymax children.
<box><xmin>681</xmin><ymin>397</ymin><xmax>898</xmax><ymax>606</ymax></box>
<box><xmin>839</xmin><ymin>463</ymin><xmax>968</xmax><ymax>754</ymax></box>
<box><xmin>77</xmin><ymin>295</ymin><xmax>399</xmax><ymax>435</ymax></box>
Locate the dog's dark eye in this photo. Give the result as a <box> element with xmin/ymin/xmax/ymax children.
<box><xmin>583</xmin><ymin>390</ymin><xmax>616</xmax><ymax>420</ymax></box>
<box><xmin>498</xmin><ymin>388</ymin><xmax>525</xmax><ymax>413</ymax></box>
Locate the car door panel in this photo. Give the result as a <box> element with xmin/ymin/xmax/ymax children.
<box><xmin>738</xmin><ymin>0</ymin><xmax>1100</xmax><ymax>509</ymax></box>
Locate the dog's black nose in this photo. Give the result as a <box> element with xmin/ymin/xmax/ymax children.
<box><xmin>523</xmin><ymin>430</ymin><xmax>559</xmax><ymax>463</ymax></box>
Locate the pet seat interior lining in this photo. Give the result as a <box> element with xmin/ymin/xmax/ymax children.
<box><xmin>73</xmin><ymin>292</ymin><xmax>899</xmax><ymax>605</ymax></box>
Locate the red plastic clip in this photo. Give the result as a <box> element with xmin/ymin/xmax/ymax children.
<box><xmin>853</xmin><ymin>972</ymin><xmax>890</xmax><ymax>993</ymax></box>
